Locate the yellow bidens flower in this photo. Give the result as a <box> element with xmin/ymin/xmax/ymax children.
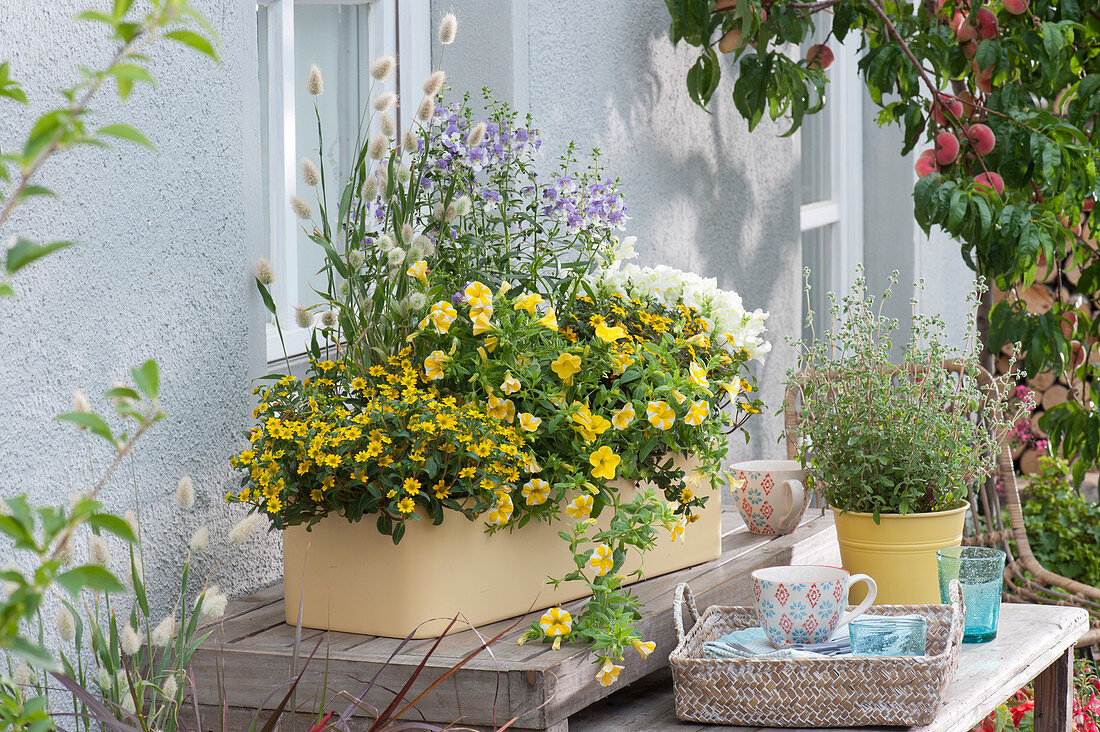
<box><xmin>429</xmin><ymin>301</ymin><xmax>458</xmax><ymax>333</ymax></box>
<box><xmin>689</xmin><ymin>360</ymin><xmax>709</xmax><ymax>389</ymax></box>
<box><xmin>519</xmin><ymin>412</ymin><xmax>542</xmax><ymax>432</ymax></box>
<box><xmin>403</xmin><ymin>478</ymin><xmax>421</xmax><ymax>495</ymax></box>
<box><xmin>646</xmin><ymin>400</ymin><xmax>675</xmax><ymax>430</ymax></box>
<box><xmin>471</xmin><ymin>310</ymin><xmax>495</xmax><ymax>335</ymax></box>
<box><xmin>487</xmin><ymin>394</ymin><xmax>516</xmax><ymax>422</ymax></box>
<box><xmin>594</xmin><ymin>323</ymin><xmax>627</xmax><ymax>343</ymax></box>
<box><xmin>596</xmin><ymin>658</ymin><xmax>624</xmax><ymax>687</ymax></box>
<box><xmin>684</xmin><ymin>400</ymin><xmax>708</xmax><ymax>426</ymax></box>
<box><xmin>424</xmin><ymin>350</ymin><xmax>451</xmax><ymax>380</ymax></box>
<box><xmin>631</xmin><ymin>638</ymin><xmax>656</xmax><ymax>659</ymax></box>
<box><xmin>406</xmin><ymin>260</ymin><xmax>428</xmax><ymax>283</ymax></box>
<box><xmin>513</xmin><ymin>292</ymin><xmax>544</xmax><ymax>315</ymax></box>
<box><xmin>589</xmin><ymin>446</ymin><xmax>621</xmax><ymax>481</ymax></box>
<box><xmin>501</xmin><ymin>373</ymin><xmax>521</xmax><ymax>395</ymax></box>
<box><xmin>551</xmin><ymin>352</ymin><xmax>582</xmax><ymax>385</ymax></box>
<box><xmin>589</xmin><ymin>544</ymin><xmax>614</xmax><ymax>576</ymax></box>
<box><xmin>464</xmin><ymin>281</ymin><xmax>493</xmax><ymax>310</ymax></box>
<box><xmin>670</xmin><ymin>516</ymin><xmax>688</xmax><ymax>542</ymax></box>
<box><xmin>522</xmin><ymin>478</ymin><xmax>551</xmax><ymax>506</ymax></box>
<box><xmin>539</xmin><ymin>606</ymin><xmax>572</xmax><ymax>637</ymax></box>
<box><xmin>612</xmin><ymin>403</ymin><xmax>635</xmax><ymax>430</ymax></box>
<box><xmin>537</xmin><ymin>307</ymin><xmax>558</xmax><ymax>331</ymax></box>
<box><xmin>565</xmin><ymin>493</ymin><xmax>593</xmax><ymax>519</ymax></box>
<box><xmin>486</xmin><ymin>492</ymin><xmax>514</xmax><ymax>526</ymax></box>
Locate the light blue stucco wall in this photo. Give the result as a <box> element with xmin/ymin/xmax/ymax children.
<box><xmin>432</xmin><ymin>0</ymin><xmax>802</xmax><ymax>462</ymax></box>
<box><xmin>0</xmin><ymin>0</ymin><xmax>277</xmax><ymax>626</ymax></box>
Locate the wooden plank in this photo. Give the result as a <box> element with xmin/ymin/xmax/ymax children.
<box><xmin>569</xmin><ymin>604</ymin><xmax>1089</xmax><ymax>732</ymax></box>
<box><xmin>1033</xmin><ymin>646</ymin><xmax>1074</xmax><ymax>732</ymax></box>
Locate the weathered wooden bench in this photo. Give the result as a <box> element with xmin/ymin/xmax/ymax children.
<box><xmin>570</xmin><ymin>602</ymin><xmax>1089</xmax><ymax>732</ymax></box>
<box><xmin>190</xmin><ymin>509</ymin><xmax>841</xmax><ymax>731</ymax></box>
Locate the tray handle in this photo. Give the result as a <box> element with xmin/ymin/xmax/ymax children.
<box><xmin>945</xmin><ymin>578</ymin><xmax>965</xmax><ymax>651</ymax></box>
<box><xmin>674</xmin><ymin>582</ymin><xmax>701</xmax><ymax>643</ymax></box>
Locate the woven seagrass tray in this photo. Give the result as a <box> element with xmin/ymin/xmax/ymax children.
<box><xmin>669</xmin><ymin>579</ymin><xmax>965</xmax><ymax>727</ymax></box>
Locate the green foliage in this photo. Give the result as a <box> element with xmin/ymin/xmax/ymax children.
<box><xmin>664</xmin><ymin>0</ymin><xmax>1100</xmax><ymax>475</ymax></box>
<box><xmin>786</xmin><ymin>269</ymin><xmax>1028</xmax><ymax>519</ymax></box>
<box><xmin>1019</xmin><ymin>456</ymin><xmax>1100</xmax><ymax>588</ymax></box>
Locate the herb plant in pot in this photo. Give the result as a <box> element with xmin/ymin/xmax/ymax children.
<box><xmin>785</xmin><ymin>270</ymin><xmax>1029</xmax><ymax>604</ymax></box>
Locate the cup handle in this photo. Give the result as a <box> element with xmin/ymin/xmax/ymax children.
<box><xmin>779</xmin><ymin>479</ymin><xmax>806</xmax><ymax>527</ymax></box>
<box><xmin>836</xmin><ymin>573</ymin><xmax>878</xmax><ymax>631</ymax></box>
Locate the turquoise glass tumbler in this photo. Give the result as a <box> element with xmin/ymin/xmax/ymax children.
<box><xmin>937</xmin><ymin>546</ymin><xmax>1006</xmax><ymax>643</ymax></box>
<box><xmin>849</xmin><ymin>616</ymin><xmax>927</xmax><ymax>656</ymax></box>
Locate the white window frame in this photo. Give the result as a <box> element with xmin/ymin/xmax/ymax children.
<box><xmin>258</xmin><ymin>0</ymin><xmax>430</xmax><ymax>363</ymax></box>
<box><xmin>799</xmin><ymin>34</ymin><xmax>864</xmax><ymax>311</ymax></box>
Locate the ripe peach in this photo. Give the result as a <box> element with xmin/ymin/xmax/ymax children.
<box><xmin>719</xmin><ymin>28</ymin><xmax>744</xmax><ymax>53</ymax></box>
<box><xmin>963</xmin><ymin>40</ymin><xmax>979</xmax><ymax>59</ymax></box>
<box><xmin>916</xmin><ymin>150</ymin><xmax>939</xmax><ymax>178</ymax></box>
<box><xmin>931</xmin><ymin>94</ymin><xmax>964</xmax><ymax>124</ymax></box>
<box><xmin>935</xmin><ymin>132</ymin><xmax>961</xmax><ymax>165</ymax></box>
<box><xmin>973</xmin><ymin>60</ymin><xmax>994</xmax><ymax>93</ymax></box>
<box><xmin>1083</xmin><ymin>198</ymin><xmax>1095</xmax><ymax>213</ymax></box>
<box><xmin>1061</xmin><ymin>312</ymin><xmax>1079</xmax><ymax>340</ymax></box>
<box><xmin>1002</xmin><ymin>0</ymin><xmax>1028</xmax><ymax>15</ymax></box>
<box><xmin>976</xmin><ymin>8</ymin><xmax>999</xmax><ymax>39</ymax></box>
<box><xmin>957</xmin><ymin>91</ymin><xmax>979</xmax><ymax>118</ymax></box>
<box><xmin>954</xmin><ymin>13</ymin><xmax>978</xmax><ymax>42</ymax></box>
<box><xmin>806</xmin><ymin>44</ymin><xmax>834</xmax><ymax>70</ymax></box>
<box><xmin>974</xmin><ymin>171</ymin><xmax>1005</xmax><ymax>194</ymax></box>
<box><xmin>966</xmin><ymin>123</ymin><xmax>996</xmax><ymax>155</ymax></box>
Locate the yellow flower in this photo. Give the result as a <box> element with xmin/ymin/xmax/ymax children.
<box><xmin>459</xmin><ymin>465</ymin><xmax>477</xmax><ymax>479</ymax></box>
<box><xmin>403</xmin><ymin>477</ymin><xmax>421</xmax><ymax>496</ymax></box>
<box><xmin>484</xmin><ymin>336</ymin><xmax>499</xmax><ymax>353</ymax></box>
<box><xmin>687</xmin><ymin>333</ymin><xmax>711</xmax><ymax>348</ymax></box>
<box><xmin>723</xmin><ymin>332</ymin><xmax>737</xmax><ymax>347</ymax></box>
<box><xmin>671</xmin><ymin>389</ymin><xmax>687</xmax><ymax>405</ymax></box>
<box><xmin>612</xmin><ymin>403</ymin><xmax>635</xmax><ymax>430</ymax></box>
<box><xmin>551</xmin><ymin>352</ymin><xmax>581</xmax><ymax>384</ymax></box>
<box><xmin>594</xmin><ymin>323</ymin><xmax>627</xmax><ymax>343</ymax></box>
<box><xmin>351</xmin><ymin>377</ymin><xmax>368</xmax><ymax>392</ymax></box>
<box><xmin>429</xmin><ymin>301</ymin><xmax>458</xmax><ymax>333</ymax></box>
<box><xmin>487</xmin><ymin>394</ymin><xmax>516</xmax><ymax>422</ymax></box>
<box><xmin>671</xmin><ymin>516</ymin><xmax>687</xmax><ymax>542</ymax></box>
<box><xmin>537</xmin><ymin>307</ymin><xmax>558</xmax><ymax>331</ymax></box>
<box><xmin>631</xmin><ymin>639</ymin><xmax>656</xmax><ymax>659</ymax></box>
<box><xmin>589</xmin><ymin>544</ymin><xmax>614</xmax><ymax>576</ymax></box>
<box><xmin>522</xmin><ymin>478</ymin><xmax>551</xmax><ymax>506</ymax></box>
<box><xmin>539</xmin><ymin>606</ymin><xmax>572</xmax><ymax>637</ymax></box>
<box><xmin>589</xmin><ymin>446</ymin><xmax>621</xmax><ymax>481</ymax></box>
<box><xmin>471</xmin><ymin>310</ymin><xmax>495</xmax><ymax>335</ymax></box>
<box><xmin>424</xmin><ymin>350</ymin><xmax>450</xmax><ymax>380</ymax></box>
<box><xmin>571</xmin><ymin>403</ymin><xmax>612</xmax><ymax>441</ymax></box>
<box><xmin>646</xmin><ymin>400</ymin><xmax>675</xmax><ymax>430</ymax></box>
<box><xmin>717</xmin><ymin>380</ymin><xmax>742</xmax><ymax>401</ymax></box>
<box><xmin>464</xmin><ymin>281</ymin><xmax>493</xmax><ymax>310</ymax></box>
<box><xmin>684</xmin><ymin>400</ymin><xmax>708</xmax><ymax>426</ymax></box>
<box><xmin>596</xmin><ymin>658</ymin><xmax>624</xmax><ymax>687</ymax></box>
<box><xmin>486</xmin><ymin>493</ymin><xmax>514</xmax><ymax>526</ymax></box>
<box><xmin>398</xmin><ymin>496</ymin><xmax>416</xmax><ymax>514</ymax></box>
<box><xmin>689</xmin><ymin>361</ymin><xmax>709</xmax><ymax>389</ymax></box>
<box><xmin>519</xmin><ymin>412</ymin><xmax>542</xmax><ymax>432</ymax></box>
<box><xmin>501</xmin><ymin>373</ymin><xmax>521</xmax><ymax>395</ymax></box>
<box><xmin>433</xmin><ymin>480</ymin><xmax>450</xmax><ymax>499</ymax></box>
<box><xmin>565</xmin><ymin>494</ymin><xmax>593</xmax><ymax>519</ymax></box>
<box><xmin>406</xmin><ymin>260</ymin><xmax>428</xmax><ymax>284</ymax></box>
<box><xmin>513</xmin><ymin>292</ymin><xmax>544</xmax><ymax>315</ymax></box>
<box><xmin>610</xmin><ymin>351</ymin><xmax>634</xmax><ymax>375</ymax></box>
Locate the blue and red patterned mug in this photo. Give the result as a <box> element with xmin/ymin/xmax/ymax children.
<box><xmin>728</xmin><ymin>459</ymin><xmax>809</xmax><ymax>535</ymax></box>
<box><xmin>751</xmin><ymin>565</ymin><xmax>878</xmax><ymax>647</ymax></box>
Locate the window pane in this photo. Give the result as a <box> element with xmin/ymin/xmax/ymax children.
<box><xmin>801</xmin><ymin>224</ymin><xmax>835</xmax><ymax>344</ymax></box>
<box><xmin>800</xmin><ymin>23</ymin><xmax>832</xmax><ymax>206</ymax></box>
<box><xmin>294</xmin><ymin>5</ymin><xmax>371</xmax><ymax>308</ymax></box>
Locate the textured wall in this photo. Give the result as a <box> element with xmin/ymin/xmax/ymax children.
<box><xmin>0</xmin><ymin>0</ymin><xmax>275</xmax><ymax>627</ymax></box>
<box><xmin>433</xmin><ymin>0</ymin><xmax>802</xmax><ymax>463</ymax></box>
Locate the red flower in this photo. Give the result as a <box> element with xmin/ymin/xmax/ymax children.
<box><xmin>1011</xmin><ymin>700</ymin><xmax>1034</xmax><ymax>728</ymax></box>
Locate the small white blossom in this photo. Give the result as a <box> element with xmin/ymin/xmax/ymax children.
<box><xmin>380</xmin><ymin>112</ymin><xmax>396</xmax><ymax>138</ymax></box>
<box><xmin>300</xmin><ymin>158</ymin><xmax>321</xmax><ymax>186</ymax></box>
<box><xmin>254</xmin><ymin>258</ymin><xmax>275</xmax><ymax>285</ymax></box>
<box><xmin>151</xmin><ymin>616</ymin><xmax>175</xmax><ymax>647</ymax></box>
<box><xmin>56</xmin><ymin>607</ymin><xmax>76</xmax><ymax>643</ymax></box>
<box><xmin>72</xmin><ymin>390</ymin><xmax>92</xmax><ymax>414</ymax></box>
<box><xmin>320</xmin><ymin>310</ymin><xmax>337</xmax><ymax>328</ymax></box>
<box><xmin>387</xmin><ymin>248</ymin><xmax>406</xmax><ymax>265</ymax></box>
<box><xmin>228</xmin><ymin>514</ymin><xmax>262</xmax><ymax>544</ymax></box>
<box><xmin>416</xmin><ymin>96</ymin><xmax>435</xmax><ymax>123</ymax></box>
<box><xmin>413</xmin><ymin>234</ymin><xmax>436</xmax><ymax>258</ymax></box>
<box><xmin>13</xmin><ymin>663</ymin><xmax>36</xmax><ymax>688</ymax></box>
<box><xmin>189</xmin><ymin>526</ymin><xmax>210</xmax><ymax>552</ymax></box>
<box><xmin>361</xmin><ymin>176</ymin><xmax>378</xmax><ymax>201</ymax></box>
<box><xmin>402</xmin><ymin>129</ymin><xmax>418</xmax><ymax>153</ymax></box>
<box><xmin>55</xmin><ymin>536</ymin><xmax>74</xmax><ymax>566</ymax></box>
<box><xmin>198</xmin><ymin>586</ymin><xmax>228</xmax><ymax>620</ymax></box>
<box><xmin>438</xmin><ymin>12</ymin><xmax>458</xmax><ymax>45</ymax></box>
<box><xmin>161</xmin><ymin>673</ymin><xmax>178</xmax><ymax>700</ymax></box>
<box><xmin>408</xmin><ymin>292</ymin><xmax>428</xmax><ymax>312</ymax></box>
<box><xmin>368</xmin><ymin>135</ymin><xmax>389</xmax><ymax>161</ymax></box>
<box><xmin>454</xmin><ymin>195</ymin><xmax>472</xmax><ymax>216</ymax></box>
<box><xmin>369</xmin><ymin>55</ymin><xmax>395</xmax><ymax>82</ymax></box>
<box><xmin>444</xmin><ymin>203</ymin><xmax>457</xmax><ymax>222</ymax></box>
<box><xmin>121</xmin><ymin>624</ymin><xmax>143</xmax><ymax>656</ymax></box>
<box><xmin>348</xmin><ymin>249</ymin><xmax>365</xmax><ymax>269</ymax></box>
<box><xmin>306</xmin><ymin>64</ymin><xmax>324</xmax><ymax>95</ymax></box>
<box><xmin>401</xmin><ymin>223</ymin><xmax>414</xmax><ymax>245</ymax></box>
<box><xmin>373</xmin><ymin>91</ymin><xmax>396</xmax><ymax>112</ymax></box>
<box><xmin>396</xmin><ymin>166</ymin><xmax>411</xmax><ymax>185</ymax></box>
<box><xmin>293</xmin><ymin>305</ymin><xmax>313</xmax><ymax>329</ymax></box>
<box><xmin>88</xmin><ymin>534</ymin><xmax>111</xmax><ymax>567</ymax></box>
<box><xmin>290</xmin><ymin>196</ymin><xmax>313</xmax><ymax>220</ymax></box>
<box><xmin>123</xmin><ymin>509</ymin><xmax>139</xmax><ymax>535</ymax></box>
<box><xmin>95</xmin><ymin>668</ymin><xmax>112</xmax><ymax>689</ymax></box>
<box><xmin>176</xmin><ymin>475</ymin><xmax>195</xmax><ymax>510</ymax></box>
<box><xmin>422</xmin><ymin>70</ymin><xmax>446</xmax><ymax>97</ymax></box>
<box><xmin>121</xmin><ymin>690</ymin><xmax>136</xmax><ymax>714</ymax></box>
<box><xmin>466</xmin><ymin>122</ymin><xmax>487</xmax><ymax>148</ymax></box>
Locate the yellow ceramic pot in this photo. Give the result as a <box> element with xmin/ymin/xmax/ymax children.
<box><xmin>831</xmin><ymin>501</ymin><xmax>969</xmax><ymax>605</ymax></box>
<box><xmin>283</xmin><ymin>457</ymin><xmax>721</xmax><ymax>638</ymax></box>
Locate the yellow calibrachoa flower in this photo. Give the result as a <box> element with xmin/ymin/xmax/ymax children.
<box><xmin>522</xmin><ymin>478</ymin><xmax>551</xmax><ymax>506</ymax></box>
<box><xmin>689</xmin><ymin>361</ymin><xmax>709</xmax><ymax>389</ymax></box>
<box><xmin>610</xmin><ymin>351</ymin><xmax>634</xmax><ymax>375</ymax></box>
<box><xmin>596</xmin><ymin>658</ymin><xmax>624</xmax><ymax>687</ymax></box>
<box><xmin>631</xmin><ymin>639</ymin><xmax>656</xmax><ymax>659</ymax></box>
<box><xmin>471</xmin><ymin>310</ymin><xmax>495</xmax><ymax>335</ymax></box>
<box><xmin>424</xmin><ymin>350</ymin><xmax>450</xmax><ymax>380</ymax></box>
<box><xmin>687</xmin><ymin>333</ymin><xmax>711</xmax><ymax>348</ymax></box>
<box><xmin>594</xmin><ymin>323</ymin><xmax>627</xmax><ymax>343</ymax></box>
<box><xmin>485</xmin><ymin>492</ymin><xmax>514</xmax><ymax>526</ymax></box>
<box><xmin>646</xmin><ymin>400</ymin><xmax>675</xmax><ymax>430</ymax></box>
<box><xmin>487</xmin><ymin>394</ymin><xmax>516</xmax><ymax>422</ymax></box>
<box><xmin>551</xmin><ymin>352</ymin><xmax>582</xmax><ymax>384</ymax></box>
<box><xmin>429</xmin><ymin>301</ymin><xmax>457</xmax><ymax>334</ymax></box>
<box><xmin>685</xmin><ymin>400</ymin><xmax>708</xmax><ymax>426</ymax></box>
<box><xmin>406</xmin><ymin>260</ymin><xmax>428</xmax><ymax>283</ymax></box>
<box><xmin>537</xmin><ymin>307</ymin><xmax>558</xmax><ymax>331</ymax></box>
<box><xmin>589</xmin><ymin>544</ymin><xmax>614</xmax><ymax>576</ymax></box>
<box><xmin>612</xmin><ymin>403</ymin><xmax>635</xmax><ymax>429</ymax></box>
<box><xmin>513</xmin><ymin>292</ymin><xmax>544</xmax><ymax>315</ymax></box>
<box><xmin>518</xmin><ymin>412</ymin><xmax>542</xmax><ymax>432</ymax></box>
<box><xmin>717</xmin><ymin>380</ymin><xmax>742</xmax><ymax>401</ymax></box>
<box><xmin>572</xmin><ymin>403</ymin><xmax>611</xmax><ymax>441</ymax></box>
<box><xmin>670</xmin><ymin>516</ymin><xmax>688</xmax><ymax>542</ymax></box>
<box><xmin>565</xmin><ymin>494</ymin><xmax>593</xmax><ymax>519</ymax></box>
<box><xmin>501</xmin><ymin>373</ymin><xmax>520</xmax><ymax>395</ymax></box>
<box><xmin>589</xmin><ymin>446</ymin><xmax>621</xmax><ymax>481</ymax></box>
<box><xmin>464</xmin><ymin>281</ymin><xmax>493</xmax><ymax>310</ymax></box>
<box><xmin>398</xmin><ymin>496</ymin><xmax>416</xmax><ymax>514</ymax></box>
<box><xmin>671</xmin><ymin>389</ymin><xmax>687</xmax><ymax>405</ymax></box>
<box><xmin>539</xmin><ymin>606</ymin><xmax>572</xmax><ymax>636</ymax></box>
